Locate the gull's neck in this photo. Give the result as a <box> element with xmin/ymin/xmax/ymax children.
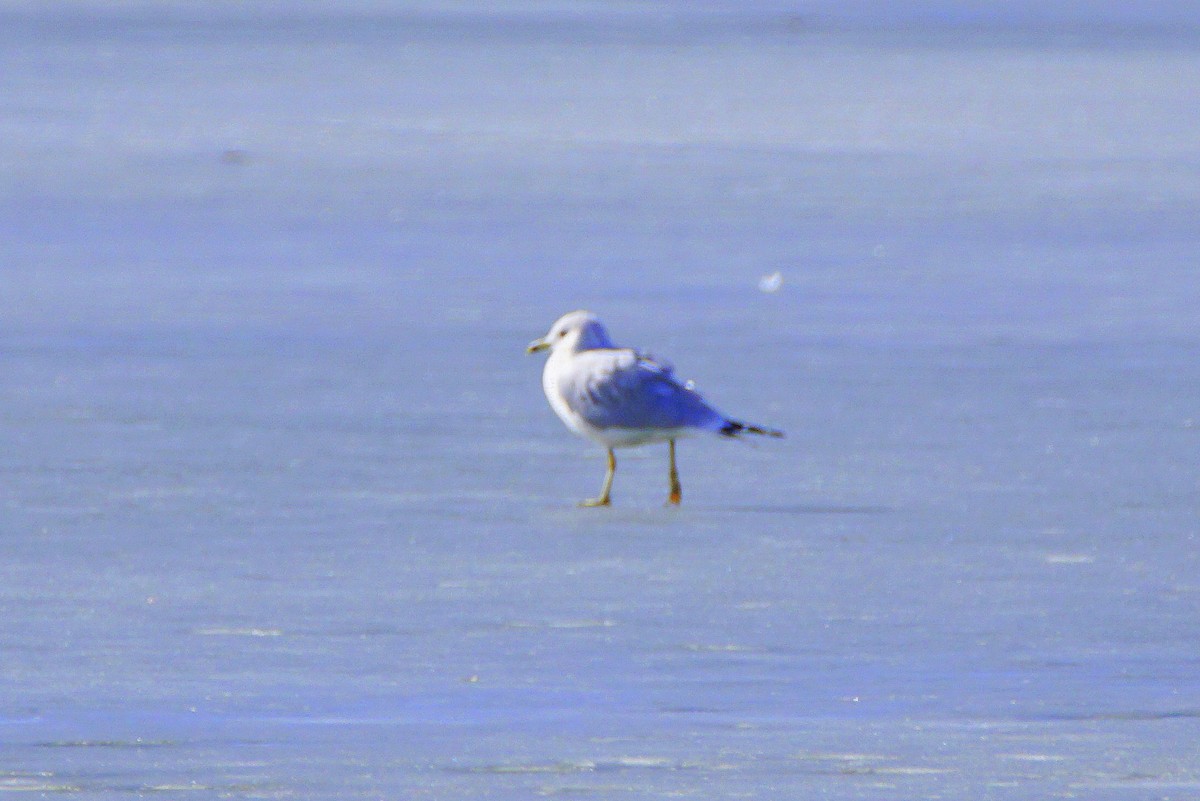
<box><xmin>569</xmin><ymin>322</ymin><xmax>615</xmax><ymax>354</ymax></box>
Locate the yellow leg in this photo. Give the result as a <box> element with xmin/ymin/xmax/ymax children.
<box><xmin>581</xmin><ymin>448</ymin><xmax>615</xmax><ymax>507</ymax></box>
<box><xmin>667</xmin><ymin>439</ymin><xmax>682</xmax><ymax>506</ymax></box>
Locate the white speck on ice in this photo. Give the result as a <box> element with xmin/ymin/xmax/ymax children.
<box><xmin>758</xmin><ymin>271</ymin><xmax>783</xmax><ymax>293</ymax></box>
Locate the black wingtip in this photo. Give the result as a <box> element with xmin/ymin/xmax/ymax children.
<box><xmin>721</xmin><ymin>420</ymin><xmax>784</xmax><ymax>439</ymax></box>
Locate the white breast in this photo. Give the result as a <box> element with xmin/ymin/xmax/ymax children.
<box><xmin>542</xmin><ymin>353</ymin><xmax>597</xmax><ymax>441</ymax></box>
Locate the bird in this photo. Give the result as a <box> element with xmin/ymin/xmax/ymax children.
<box><xmin>526</xmin><ymin>310</ymin><xmax>783</xmax><ymax>506</ymax></box>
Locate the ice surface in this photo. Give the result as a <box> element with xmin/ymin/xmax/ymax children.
<box><xmin>1</xmin><ymin>2</ymin><xmax>1198</xmax><ymax>798</ymax></box>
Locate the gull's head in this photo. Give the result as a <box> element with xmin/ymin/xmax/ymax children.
<box><xmin>526</xmin><ymin>310</ymin><xmax>614</xmax><ymax>356</ymax></box>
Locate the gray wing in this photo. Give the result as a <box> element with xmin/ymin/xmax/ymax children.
<box><xmin>562</xmin><ymin>349</ymin><xmax>724</xmax><ymax>431</ymax></box>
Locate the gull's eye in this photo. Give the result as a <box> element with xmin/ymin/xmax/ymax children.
<box><xmin>557</xmin><ymin>330</ymin><xmax>567</xmax><ymax>338</ymax></box>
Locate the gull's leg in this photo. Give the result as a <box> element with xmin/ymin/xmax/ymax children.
<box><xmin>581</xmin><ymin>448</ymin><xmax>615</xmax><ymax>507</ymax></box>
<box><xmin>667</xmin><ymin>439</ymin><xmax>682</xmax><ymax>506</ymax></box>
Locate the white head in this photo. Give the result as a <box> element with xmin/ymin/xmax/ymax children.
<box><xmin>526</xmin><ymin>310</ymin><xmax>615</xmax><ymax>356</ymax></box>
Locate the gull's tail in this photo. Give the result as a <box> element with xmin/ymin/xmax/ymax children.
<box><xmin>719</xmin><ymin>419</ymin><xmax>784</xmax><ymax>439</ymax></box>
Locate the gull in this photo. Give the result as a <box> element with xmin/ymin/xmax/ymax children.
<box><xmin>527</xmin><ymin>310</ymin><xmax>783</xmax><ymax>506</ymax></box>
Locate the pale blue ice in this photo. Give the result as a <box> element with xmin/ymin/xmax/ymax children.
<box><xmin>1</xmin><ymin>2</ymin><xmax>1199</xmax><ymax>798</ymax></box>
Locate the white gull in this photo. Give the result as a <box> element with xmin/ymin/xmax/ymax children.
<box><xmin>527</xmin><ymin>310</ymin><xmax>782</xmax><ymax>506</ymax></box>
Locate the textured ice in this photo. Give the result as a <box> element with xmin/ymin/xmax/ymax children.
<box><xmin>1</xmin><ymin>2</ymin><xmax>1198</xmax><ymax>799</ymax></box>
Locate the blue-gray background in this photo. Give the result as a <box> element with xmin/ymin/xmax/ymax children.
<box><xmin>1</xmin><ymin>2</ymin><xmax>1198</xmax><ymax>797</ymax></box>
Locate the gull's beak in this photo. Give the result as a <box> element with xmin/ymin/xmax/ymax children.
<box><xmin>526</xmin><ymin>337</ymin><xmax>550</xmax><ymax>354</ymax></box>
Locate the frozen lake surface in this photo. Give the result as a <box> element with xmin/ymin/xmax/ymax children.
<box><xmin>2</xmin><ymin>3</ymin><xmax>1199</xmax><ymax>798</ymax></box>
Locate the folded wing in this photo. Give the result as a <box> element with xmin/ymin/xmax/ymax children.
<box><xmin>561</xmin><ymin>349</ymin><xmax>724</xmax><ymax>432</ymax></box>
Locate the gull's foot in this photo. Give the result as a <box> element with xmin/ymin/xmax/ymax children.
<box><xmin>580</xmin><ymin>496</ymin><xmax>611</xmax><ymax>508</ymax></box>
<box><xmin>667</xmin><ymin>488</ymin><xmax>682</xmax><ymax>506</ymax></box>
